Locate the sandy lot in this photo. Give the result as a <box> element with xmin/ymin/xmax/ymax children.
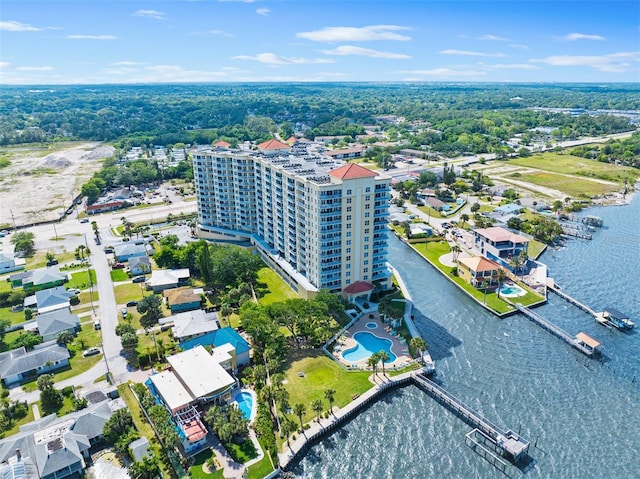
<box><xmin>0</xmin><ymin>142</ymin><xmax>114</xmax><ymax>226</ymax></box>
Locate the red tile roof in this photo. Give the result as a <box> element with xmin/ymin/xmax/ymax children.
<box><xmin>328</xmin><ymin>163</ymin><xmax>378</xmax><ymax>180</ymax></box>
<box><xmin>258</xmin><ymin>139</ymin><xmax>290</xmax><ymax>151</ymax></box>
<box><xmin>286</xmin><ymin>136</ymin><xmax>298</xmax><ymax>145</ymax></box>
<box><xmin>343</xmin><ymin>281</ymin><xmax>374</xmax><ymax>294</ymax></box>
<box><xmin>458</xmin><ymin>256</ymin><xmax>502</xmax><ymax>273</ymax></box>
<box><xmin>213</xmin><ymin>140</ymin><xmax>230</xmax><ymax>147</ymax></box>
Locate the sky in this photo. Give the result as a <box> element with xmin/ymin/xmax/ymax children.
<box><xmin>1</xmin><ymin>0</ymin><xmax>638</xmax><ymax>84</ymax></box>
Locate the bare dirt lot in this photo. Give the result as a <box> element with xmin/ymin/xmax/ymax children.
<box><xmin>0</xmin><ymin>142</ymin><xmax>114</xmax><ymax>226</ymax></box>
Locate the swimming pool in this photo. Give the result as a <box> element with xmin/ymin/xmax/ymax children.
<box><xmin>366</xmin><ymin>322</ymin><xmax>378</xmax><ymax>329</ymax></box>
<box><xmin>234</xmin><ymin>391</ymin><xmax>254</xmax><ymax>421</ymax></box>
<box><xmin>500</xmin><ymin>284</ymin><xmax>527</xmax><ymax>298</ymax></box>
<box><xmin>342</xmin><ymin>332</ymin><xmax>396</xmax><ymax>363</ymax></box>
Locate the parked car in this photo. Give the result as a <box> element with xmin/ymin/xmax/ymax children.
<box><xmin>79</xmin><ymin>218</ymin><xmax>89</xmax><ymax>223</ymax></box>
<box><xmin>82</xmin><ymin>347</ymin><xmax>100</xmax><ymax>357</ymax></box>
<box><xmin>104</xmin><ymin>246</ymin><xmax>114</xmax><ymax>254</ymax></box>
<box><xmin>46</xmin><ymin>259</ymin><xmax>59</xmax><ymax>266</ymax></box>
<box><xmin>112</xmin><ymin>262</ymin><xmax>125</xmax><ymax>269</ymax></box>
<box><xmin>121</xmin><ymin>308</ymin><xmax>128</xmax><ymax>319</ymax></box>
<box><xmin>126</xmin><ymin>300</ymin><xmax>138</xmax><ymax>307</ymax></box>
<box><xmin>93</xmin><ymin>320</ymin><xmax>101</xmax><ymax>330</ymax></box>
<box><xmin>67</xmin><ymin>288</ymin><xmax>81</xmax><ymax>295</ymax></box>
<box><xmin>132</xmin><ymin>276</ymin><xmax>145</xmax><ymax>283</ymax></box>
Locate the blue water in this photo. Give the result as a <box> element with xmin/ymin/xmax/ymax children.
<box><xmin>294</xmin><ymin>194</ymin><xmax>640</xmax><ymax>478</ymax></box>
<box><xmin>342</xmin><ymin>332</ymin><xmax>396</xmax><ymax>363</ymax></box>
<box><xmin>234</xmin><ymin>391</ymin><xmax>253</xmax><ymax>420</ymax></box>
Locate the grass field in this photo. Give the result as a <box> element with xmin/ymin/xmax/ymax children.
<box><xmin>188</xmin><ymin>449</ymin><xmax>225</xmax><ymax>479</ymax></box>
<box><xmin>256</xmin><ymin>267</ymin><xmax>298</xmax><ymax>305</ymax></box>
<box><xmin>114</xmin><ymin>283</ymin><xmax>147</xmax><ymax>304</ymax></box>
<box><xmin>282</xmin><ymin>351</ymin><xmax>372</xmax><ymax>424</ymax></box>
<box><xmin>0</xmin><ymin>305</ymin><xmax>27</xmax><ymax>325</ymax></box>
<box><xmin>509</xmin><ymin>152</ymin><xmax>640</xmax><ymax>184</ymax></box>
<box><xmin>510</xmin><ymin>171</ymin><xmax>620</xmax><ymax>198</ymax></box>
<box><xmin>246</xmin><ymin>439</ymin><xmax>275</xmax><ymax>479</ymax></box>
<box><xmin>67</xmin><ymin>269</ymin><xmax>97</xmax><ymax>289</ymax></box>
<box><xmin>110</xmin><ymin>269</ymin><xmax>129</xmax><ymax>282</ymax></box>
<box><xmin>26</xmin><ymin>251</ymin><xmax>77</xmax><ymax>270</ymax></box>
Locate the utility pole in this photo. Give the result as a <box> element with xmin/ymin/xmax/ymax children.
<box><xmin>10</xmin><ymin>209</ymin><xmax>16</xmax><ymax>231</ymax></box>
<box><xmin>83</xmin><ymin>233</ymin><xmax>96</xmax><ymax>314</ymax></box>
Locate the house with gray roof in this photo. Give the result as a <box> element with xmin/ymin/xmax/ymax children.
<box><xmin>113</xmin><ymin>243</ymin><xmax>147</xmax><ymax>262</ymax></box>
<box><xmin>0</xmin><ymin>253</ymin><xmax>24</xmax><ymax>274</ymax></box>
<box><xmin>129</xmin><ymin>437</ymin><xmax>150</xmax><ymax>462</ymax></box>
<box><xmin>146</xmin><ymin>268</ymin><xmax>190</xmax><ymax>293</ymax></box>
<box><xmin>128</xmin><ymin>255</ymin><xmax>151</xmax><ymax>276</ymax></box>
<box><xmin>0</xmin><ymin>400</ymin><xmax>121</xmax><ymax>479</ymax></box>
<box><xmin>24</xmin><ymin>286</ymin><xmax>73</xmax><ymax>314</ymax></box>
<box><xmin>35</xmin><ymin>310</ymin><xmax>80</xmax><ymax>342</ymax></box>
<box><xmin>171</xmin><ymin>309</ymin><xmax>219</xmax><ymax>341</ymax></box>
<box><xmin>0</xmin><ymin>341</ymin><xmax>70</xmax><ymax>386</ymax></box>
<box><xmin>12</xmin><ymin>267</ymin><xmax>68</xmax><ymax>292</ymax></box>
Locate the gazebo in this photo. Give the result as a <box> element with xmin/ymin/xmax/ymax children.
<box><xmin>342</xmin><ymin>281</ymin><xmax>375</xmax><ymax>303</ymax></box>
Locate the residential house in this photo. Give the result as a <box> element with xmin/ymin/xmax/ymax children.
<box><xmin>113</xmin><ymin>243</ymin><xmax>147</xmax><ymax>262</ymax></box>
<box><xmin>128</xmin><ymin>255</ymin><xmax>151</xmax><ymax>276</ymax></box>
<box><xmin>163</xmin><ymin>287</ymin><xmax>203</xmax><ymax>314</ymax></box>
<box><xmin>0</xmin><ymin>399</ymin><xmax>122</xmax><ymax>479</ymax></box>
<box><xmin>171</xmin><ymin>309</ymin><xmax>219</xmax><ymax>341</ymax></box>
<box><xmin>35</xmin><ymin>310</ymin><xmax>80</xmax><ymax>342</ymax></box>
<box><xmin>0</xmin><ymin>253</ymin><xmax>24</xmax><ymax>274</ymax></box>
<box><xmin>0</xmin><ymin>341</ymin><xmax>70</xmax><ymax>385</ymax></box>
<box><xmin>146</xmin><ymin>268</ymin><xmax>190</xmax><ymax>293</ymax></box>
<box><xmin>24</xmin><ymin>286</ymin><xmax>73</xmax><ymax>314</ymax></box>
<box><xmin>129</xmin><ymin>437</ymin><xmax>150</xmax><ymax>462</ymax></box>
<box><xmin>494</xmin><ymin>203</ymin><xmax>523</xmax><ymax>216</ymax></box>
<box><xmin>146</xmin><ymin>346</ymin><xmax>237</xmax><ymax>455</ymax></box>
<box><xmin>457</xmin><ymin>256</ymin><xmax>503</xmax><ymax>289</ymax></box>
<box><xmin>473</xmin><ymin>226</ymin><xmax>529</xmax><ymax>268</ymax></box>
<box><xmin>85</xmin><ymin>200</ymin><xmax>124</xmax><ymax>215</ymax></box>
<box><xmin>180</xmin><ymin>327</ymin><xmax>251</xmax><ymax>370</ymax></box>
<box><xmin>11</xmin><ymin>267</ymin><xmax>68</xmax><ymax>292</ymax></box>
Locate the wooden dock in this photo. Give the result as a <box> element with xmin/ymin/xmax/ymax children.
<box><xmin>547</xmin><ymin>284</ymin><xmax>597</xmax><ymax>316</ymax></box>
<box><xmin>413</xmin><ymin>373</ymin><xmax>530</xmax><ymax>464</ymax></box>
<box><xmin>514</xmin><ymin>304</ymin><xmax>599</xmax><ymax>357</ymax></box>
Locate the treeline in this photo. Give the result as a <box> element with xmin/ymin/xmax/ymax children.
<box><xmin>0</xmin><ymin>83</ymin><xmax>637</xmax><ymax>148</ymax></box>
<box><xmin>569</xmin><ymin>131</ymin><xmax>640</xmax><ymax>168</ymax></box>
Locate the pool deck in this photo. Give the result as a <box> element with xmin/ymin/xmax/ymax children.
<box><xmin>333</xmin><ymin>310</ymin><xmax>413</xmax><ymax>370</ymax></box>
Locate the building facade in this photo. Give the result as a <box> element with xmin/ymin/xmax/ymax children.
<box><xmin>193</xmin><ymin>142</ymin><xmax>392</xmax><ymax>298</ymax></box>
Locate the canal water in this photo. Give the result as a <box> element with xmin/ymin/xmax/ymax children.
<box><xmin>293</xmin><ymin>195</ymin><xmax>640</xmax><ymax>478</ymax></box>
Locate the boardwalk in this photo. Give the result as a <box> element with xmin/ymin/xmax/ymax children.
<box><xmin>547</xmin><ymin>284</ymin><xmax>597</xmax><ymax>316</ymax></box>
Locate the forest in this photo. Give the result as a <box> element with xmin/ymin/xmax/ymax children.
<box><xmin>0</xmin><ymin>83</ymin><xmax>638</xmax><ymax>155</ymax></box>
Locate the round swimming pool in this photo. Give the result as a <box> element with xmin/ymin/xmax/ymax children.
<box><xmin>342</xmin><ymin>332</ymin><xmax>396</xmax><ymax>363</ymax></box>
<box><xmin>500</xmin><ymin>284</ymin><xmax>527</xmax><ymax>297</ymax></box>
<box><xmin>366</xmin><ymin>322</ymin><xmax>377</xmax><ymax>329</ymax></box>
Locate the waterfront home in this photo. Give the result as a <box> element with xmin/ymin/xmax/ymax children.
<box><xmin>0</xmin><ymin>341</ymin><xmax>70</xmax><ymax>385</ymax></box>
<box><xmin>473</xmin><ymin>226</ymin><xmax>529</xmax><ymax>268</ymax></box>
<box><xmin>180</xmin><ymin>327</ymin><xmax>251</xmax><ymax>370</ymax></box>
<box><xmin>171</xmin><ymin>309</ymin><xmax>219</xmax><ymax>341</ymax></box>
<box><xmin>163</xmin><ymin>287</ymin><xmax>203</xmax><ymax>313</ymax></box>
<box><xmin>128</xmin><ymin>255</ymin><xmax>151</xmax><ymax>276</ymax></box>
<box><xmin>35</xmin><ymin>309</ymin><xmax>80</xmax><ymax>342</ymax></box>
<box><xmin>146</xmin><ymin>268</ymin><xmax>190</xmax><ymax>293</ymax></box>
<box><xmin>0</xmin><ymin>399</ymin><xmax>121</xmax><ymax>479</ymax></box>
<box><xmin>146</xmin><ymin>346</ymin><xmax>237</xmax><ymax>454</ymax></box>
<box><xmin>457</xmin><ymin>256</ymin><xmax>503</xmax><ymax>289</ymax></box>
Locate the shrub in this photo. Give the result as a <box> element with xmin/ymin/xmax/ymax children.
<box><xmin>61</xmin><ymin>386</ymin><xmax>74</xmax><ymax>397</ymax></box>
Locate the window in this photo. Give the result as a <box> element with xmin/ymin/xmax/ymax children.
<box><xmin>365</xmin><ymin>212</ymin><xmax>370</xmax><ymax>218</ymax></box>
<box><xmin>346</xmin><ymin>248</ymin><xmax>351</xmax><ymax>253</ymax></box>
<box><xmin>346</xmin><ymin>272</ymin><xmax>351</xmax><ymax>277</ymax></box>
<box><xmin>364</xmin><ymin>260</ymin><xmax>369</xmax><ymax>265</ymax></box>
<box><xmin>347</xmin><ymin>189</ymin><xmax>352</xmax><ymax>195</ymax></box>
<box><xmin>365</xmin><ymin>187</ymin><xmax>371</xmax><ymax>193</ymax></box>
<box><xmin>347</xmin><ymin>215</ymin><xmax>351</xmax><ymax>221</ymax></box>
<box><xmin>347</xmin><ymin>206</ymin><xmax>352</xmax><ymax>212</ymax></box>
<box><xmin>365</xmin><ymin>204</ymin><xmax>370</xmax><ymax>209</ymax></box>
<box><xmin>365</xmin><ymin>228</ymin><xmax>370</xmax><ymax>234</ymax></box>
<box><xmin>364</xmin><ymin>268</ymin><xmax>369</xmax><ymax>273</ymax></box>
<box><xmin>347</xmin><ymin>223</ymin><xmax>351</xmax><ymax>229</ymax></box>
<box><xmin>346</xmin><ymin>232</ymin><xmax>352</xmax><ymax>237</ymax></box>
<box><xmin>365</xmin><ymin>220</ymin><xmax>370</xmax><ymax>225</ymax></box>
<box><xmin>347</xmin><ymin>198</ymin><xmax>352</xmax><ymax>204</ymax></box>
<box><xmin>364</xmin><ymin>252</ymin><xmax>369</xmax><ymax>258</ymax></box>
<box><xmin>366</xmin><ymin>195</ymin><xmax>370</xmax><ymax>201</ymax></box>
<box><xmin>347</xmin><ymin>240</ymin><xmax>352</xmax><ymax>245</ymax></box>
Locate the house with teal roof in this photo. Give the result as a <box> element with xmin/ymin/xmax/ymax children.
<box><xmin>179</xmin><ymin>327</ymin><xmax>250</xmax><ymax>370</ymax></box>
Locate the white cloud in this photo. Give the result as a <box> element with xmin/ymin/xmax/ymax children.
<box><xmin>0</xmin><ymin>62</ymin><xmax>12</xmax><ymax>69</ymax></box>
<box><xmin>563</xmin><ymin>33</ymin><xmax>606</xmax><ymax>41</ymax></box>
<box><xmin>321</xmin><ymin>45</ymin><xmax>410</xmax><ymax>59</ymax></box>
<box><xmin>232</xmin><ymin>52</ymin><xmax>334</xmax><ymax>65</ymax></box>
<box><xmin>297</xmin><ymin>25</ymin><xmax>411</xmax><ymax>42</ymax></box>
<box><xmin>190</xmin><ymin>30</ymin><xmax>235</xmax><ymax>37</ymax></box>
<box><xmin>111</xmin><ymin>61</ymin><xmax>146</xmax><ymax>66</ymax></box>
<box><xmin>530</xmin><ymin>52</ymin><xmax>639</xmax><ymax>72</ymax></box>
<box><xmin>14</xmin><ymin>66</ymin><xmax>54</xmax><ymax>72</ymax></box>
<box><xmin>439</xmin><ymin>49</ymin><xmax>506</xmax><ymax>57</ymax></box>
<box><xmin>219</xmin><ymin>0</ymin><xmax>256</xmax><ymax>3</ymax></box>
<box><xmin>256</xmin><ymin>8</ymin><xmax>270</xmax><ymax>16</ymax></box>
<box><xmin>478</xmin><ymin>34</ymin><xmax>510</xmax><ymax>42</ymax></box>
<box><xmin>480</xmin><ymin>63</ymin><xmax>541</xmax><ymax>70</ymax></box>
<box><xmin>401</xmin><ymin>68</ymin><xmax>486</xmax><ymax>78</ymax></box>
<box><xmin>0</xmin><ymin>20</ymin><xmax>42</xmax><ymax>31</ymax></box>
<box><xmin>104</xmin><ymin>64</ymin><xmax>231</xmax><ymax>82</ymax></box>
<box><xmin>134</xmin><ymin>10</ymin><xmax>166</xmax><ymax>20</ymax></box>
<box><xmin>67</xmin><ymin>34</ymin><xmax>117</xmax><ymax>40</ymax></box>
<box><xmin>509</xmin><ymin>44</ymin><xmax>529</xmax><ymax>49</ymax></box>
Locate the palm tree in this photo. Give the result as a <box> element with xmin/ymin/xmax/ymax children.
<box><xmin>220</xmin><ymin>302</ymin><xmax>231</xmax><ymax>326</ymax></box>
<box><xmin>377</xmin><ymin>350</ymin><xmax>390</xmax><ymax>376</ymax></box>
<box><xmin>293</xmin><ymin>403</ymin><xmax>306</xmax><ymax>431</ymax></box>
<box><xmin>451</xmin><ymin>244</ymin><xmax>462</xmax><ymax>262</ymax></box>
<box><xmin>311</xmin><ymin>399</ymin><xmax>323</xmax><ymax>423</ymax></box>
<box><xmin>496</xmin><ymin>268</ymin><xmax>507</xmax><ymax>299</ymax></box>
<box><xmin>460</xmin><ymin>213</ymin><xmax>469</xmax><ymax>227</ymax></box>
<box><xmin>367</xmin><ymin>353</ymin><xmax>379</xmax><ymax>377</ymax></box>
<box><xmin>409</xmin><ymin>337</ymin><xmax>427</xmax><ymax>365</ymax></box>
<box><xmin>518</xmin><ymin>250</ymin><xmax>528</xmax><ymax>279</ymax></box>
<box><xmin>324</xmin><ymin>389</ymin><xmax>336</xmax><ymax>416</ymax></box>
<box><xmin>281</xmin><ymin>419</ymin><xmax>294</xmax><ymax>448</ymax></box>
<box><xmin>508</xmin><ymin>255</ymin><xmax>521</xmax><ymax>276</ymax></box>
<box><xmin>480</xmin><ymin>280</ymin><xmax>489</xmax><ymax>304</ymax></box>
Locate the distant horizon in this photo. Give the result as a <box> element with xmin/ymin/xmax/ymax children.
<box><xmin>1</xmin><ymin>1</ymin><xmax>638</xmax><ymax>84</ymax></box>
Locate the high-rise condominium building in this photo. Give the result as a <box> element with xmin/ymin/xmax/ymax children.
<box><xmin>193</xmin><ymin>139</ymin><xmax>392</xmax><ymax>299</ymax></box>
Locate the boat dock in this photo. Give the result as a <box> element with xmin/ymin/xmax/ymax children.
<box><xmin>413</xmin><ymin>373</ymin><xmax>530</xmax><ymax>466</ymax></box>
<box><xmin>514</xmin><ymin>304</ymin><xmax>601</xmax><ymax>357</ymax></box>
<box><xmin>547</xmin><ymin>283</ymin><xmax>597</xmax><ymax>316</ymax></box>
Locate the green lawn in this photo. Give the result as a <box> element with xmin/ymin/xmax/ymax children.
<box><xmin>509</xmin><ymin>152</ymin><xmax>640</xmax><ymax>184</ymax></box>
<box><xmin>225</xmin><ymin>438</ymin><xmax>258</xmax><ymax>463</ymax></box>
<box><xmin>0</xmin><ymin>277</ymin><xmax>12</xmax><ymax>293</ymax></box>
<box><xmin>282</xmin><ymin>351</ymin><xmax>372</xmax><ymax>425</ymax></box>
<box><xmin>1</xmin><ymin>401</ymin><xmax>35</xmax><ymax>438</ymax></box>
<box><xmin>510</xmin><ymin>171</ymin><xmax>620</xmax><ymax>198</ymax></box>
<box><xmin>189</xmin><ymin>449</ymin><xmax>225</xmax><ymax>479</ymax></box>
<box><xmin>77</xmin><ymin>291</ymin><xmax>99</xmax><ymax>305</ymax></box>
<box><xmin>417</xmin><ymin>205</ymin><xmax>445</xmax><ymax>219</ymax></box>
<box><xmin>0</xmin><ymin>305</ymin><xmax>28</xmax><ymax>325</ymax></box>
<box><xmin>110</xmin><ymin>269</ymin><xmax>129</xmax><ymax>282</ymax></box>
<box><xmin>256</xmin><ymin>267</ymin><xmax>298</xmax><ymax>305</ymax></box>
<box><xmin>67</xmin><ymin>270</ymin><xmax>97</xmax><ymax>289</ymax></box>
<box><xmin>246</xmin><ymin>440</ymin><xmax>275</xmax><ymax>479</ymax></box>
<box><xmin>527</xmin><ymin>239</ymin><xmax>547</xmax><ymax>260</ymax></box>
<box><xmin>26</xmin><ymin>251</ymin><xmax>77</xmax><ymax>270</ymax></box>
<box><xmin>114</xmin><ymin>283</ymin><xmax>148</xmax><ymax>304</ymax></box>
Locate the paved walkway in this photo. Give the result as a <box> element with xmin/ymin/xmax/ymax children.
<box><xmin>207</xmin><ymin>435</ymin><xmax>245</xmax><ymax>479</ymax></box>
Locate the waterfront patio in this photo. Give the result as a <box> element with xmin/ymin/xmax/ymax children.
<box><xmin>332</xmin><ymin>309</ymin><xmax>413</xmax><ymax>370</ymax></box>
